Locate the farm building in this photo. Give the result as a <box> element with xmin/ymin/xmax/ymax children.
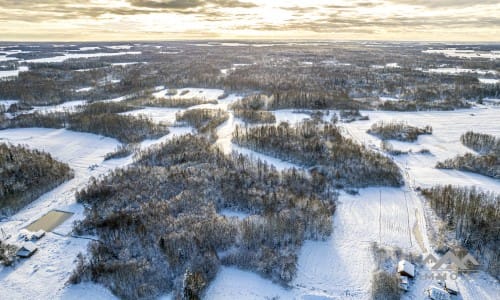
<box><xmin>397</xmin><ymin>259</ymin><xmax>415</xmax><ymax>278</ymax></box>
<box><xmin>427</xmin><ymin>286</ymin><xmax>451</xmax><ymax>300</ymax></box>
<box><xmin>16</xmin><ymin>242</ymin><xmax>37</xmax><ymax>258</ymax></box>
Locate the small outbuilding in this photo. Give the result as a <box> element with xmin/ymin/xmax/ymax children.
<box><xmin>16</xmin><ymin>242</ymin><xmax>38</xmax><ymax>258</ymax></box>
<box><xmin>397</xmin><ymin>259</ymin><xmax>415</xmax><ymax>278</ymax></box>
<box><xmin>427</xmin><ymin>286</ymin><xmax>451</xmax><ymax>300</ymax></box>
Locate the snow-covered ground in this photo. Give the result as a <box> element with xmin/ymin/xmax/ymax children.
<box><xmin>208</xmin><ymin>106</ymin><xmax>500</xmax><ymax>299</ymax></box>
<box><xmin>1</xmin><ymin>92</ymin><xmax>499</xmax><ymax>299</ymax></box>
<box><xmin>426</xmin><ymin>68</ymin><xmax>497</xmax><ymax>76</ymax></box>
<box><xmin>0</xmin><ymin>66</ymin><xmax>29</xmax><ymax>79</ymax></box>
<box><xmin>423</xmin><ymin>49</ymin><xmax>500</xmax><ymax>60</ymax></box>
<box><xmin>479</xmin><ymin>78</ymin><xmax>500</xmax><ymax>85</ymax></box>
<box><xmin>152</xmin><ymin>87</ymin><xmax>225</xmax><ymax>101</ymax></box>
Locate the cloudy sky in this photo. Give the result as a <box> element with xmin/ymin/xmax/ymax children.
<box><xmin>1</xmin><ymin>0</ymin><xmax>499</xmax><ymax>41</ymax></box>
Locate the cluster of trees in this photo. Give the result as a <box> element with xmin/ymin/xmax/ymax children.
<box><xmin>2</xmin><ymin>102</ymin><xmax>169</xmax><ymax>143</ymax></box>
<box><xmin>437</xmin><ymin>131</ymin><xmax>499</xmax><ymax>178</ymax></box>
<box><xmin>104</xmin><ymin>144</ymin><xmax>138</xmax><ymax>161</ymax></box>
<box><xmin>436</xmin><ymin>153</ymin><xmax>499</xmax><ymax>179</ymax></box>
<box><xmin>368</xmin><ymin>121</ymin><xmax>433</xmax><ymax>142</ymax></box>
<box><xmin>378</xmin><ymin>98</ymin><xmax>472</xmax><ymax>111</ymax></box>
<box><xmin>176</xmin><ymin>108</ymin><xmax>229</xmax><ymax>135</ymax></box>
<box><xmin>461</xmin><ymin>131</ymin><xmax>499</xmax><ymax>155</ymax></box>
<box><xmin>230</xmin><ymin>95</ymin><xmax>276</xmax><ymax>123</ymax></box>
<box><xmin>421</xmin><ymin>185</ymin><xmax>500</xmax><ymax>278</ymax></box>
<box><xmin>71</xmin><ymin>134</ymin><xmax>336</xmax><ymax>299</ymax></box>
<box><xmin>233</xmin><ymin>109</ymin><xmax>276</xmax><ymax>124</ymax></box>
<box><xmin>0</xmin><ymin>143</ymin><xmax>73</xmax><ymax>217</ymax></box>
<box><xmin>129</xmin><ymin>96</ymin><xmax>217</xmax><ymax>108</ymax></box>
<box><xmin>233</xmin><ymin>121</ymin><xmax>403</xmax><ymax>187</ymax></box>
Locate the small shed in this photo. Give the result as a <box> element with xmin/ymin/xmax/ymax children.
<box><xmin>427</xmin><ymin>286</ymin><xmax>450</xmax><ymax>300</ymax></box>
<box><xmin>397</xmin><ymin>260</ymin><xmax>415</xmax><ymax>278</ymax></box>
<box><xmin>16</xmin><ymin>242</ymin><xmax>38</xmax><ymax>258</ymax></box>
<box><xmin>444</xmin><ymin>280</ymin><xmax>459</xmax><ymax>295</ymax></box>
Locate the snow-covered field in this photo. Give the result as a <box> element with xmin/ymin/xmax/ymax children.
<box><xmin>25</xmin><ymin>52</ymin><xmax>141</xmax><ymax>64</ymax></box>
<box><xmin>423</xmin><ymin>49</ymin><xmax>500</xmax><ymax>60</ymax></box>
<box><xmin>1</xmin><ymin>90</ymin><xmax>499</xmax><ymax>299</ymax></box>
<box><xmin>342</xmin><ymin>107</ymin><xmax>500</xmax><ymax>193</ymax></box>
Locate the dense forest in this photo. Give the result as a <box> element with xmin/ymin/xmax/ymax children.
<box><xmin>1</xmin><ymin>102</ymin><xmax>169</xmax><ymax>143</ymax></box>
<box><xmin>71</xmin><ymin>134</ymin><xmax>336</xmax><ymax>299</ymax></box>
<box><xmin>367</xmin><ymin>121</ymin><xmax>433</xmax><ymax>142</ymax></box>
<box><xmin>176</xmin><ymin>109</ymin><xmax>229</xmax><ymax>137</ymax></box>
<box><xmin>421</xmin><ymin>185</ymin><xmax>499</xmax><ymax>278</ymax></box>
<box><xmin>233</xmin><ymin>121</ymin><xmax>403</xmax><ymax>187</ymax></box>
<box><xmin>2</xmin><ymin>42</ymin><xmax>498</xmax><ymax>110</ymax></box>
<box><xmin>437</xmin><ymin>131</ymin><xmax>499</xmax><ymax>178</ymax></box>
<box><xmin>0</xmin><ymin>143</ymin><xmax>73</xmax><ymax>217</ymax></box>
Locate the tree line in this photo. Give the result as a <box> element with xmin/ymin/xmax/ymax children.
<box><xmin>0</xmin><ymin>143</ymin><xmax>73</xmax><ymax>217</ymax></box>
<box><xmin>1</xmin><ymin>102</ymin><xmax>169</xmax><ymax>144</ymax></box>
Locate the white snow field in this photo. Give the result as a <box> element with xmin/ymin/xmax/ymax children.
<box><xmin>423</xmin><ymin>49</ymin><xmax>500</xmax><ymax>60</ymax></box>
<box><xmin>0</xmin><ymin>66</ymin><xmax>29</xmax><ymax>79</ymax></box>
<box><xmin>1</xmin><ymin>93</ymin><xmax>499</xmax><ymax>299</ymax></box>
<box><xmin>25</xmin><ymin>52</ymin><xmax>141</xmax><ymax>64</ymax></box>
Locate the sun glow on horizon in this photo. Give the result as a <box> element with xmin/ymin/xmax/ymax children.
<box><xmin>0</xmin><ymin>0</ymin><xmax>498</xmax><ymax>41</ymax></box>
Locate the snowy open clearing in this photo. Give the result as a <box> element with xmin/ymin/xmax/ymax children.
<box><xmin>25</xmin><ymin>52</ymin><xmax>141</xmax><ymax>63</ymax></box>
<box><xmin>341</xmin><ymin>106</ymin><xmax>500</xmax><ymax>193</ymax></box>
<box><xmin>153</xmin><ymin>87</ymin><xmax>225</xmax><ymax>101</ymax></box>
<box><xmin>423</xmin><ymin>49</ymin><xmax>500</xmax><ymax>60</ymax></box>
